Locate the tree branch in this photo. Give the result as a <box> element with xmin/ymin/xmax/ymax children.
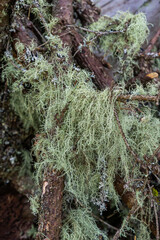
<box><xmin>145</xmin><ymin>28</ymin><xmax>160</xmax><ymax>53</ymax></box>
<box><xmin>117</xmin><ymin>94</ymin><xmax>159</xmax><ymax>104</ymax></box>
<box><xmin>71</xmin><ymin>29</ymin><xmax>114</xmax><ymax>89</ymax></box>
<box><xmin>73</xmin><ymin>0</ymin><xmax>100</xmax><ymax>26</ymax></box>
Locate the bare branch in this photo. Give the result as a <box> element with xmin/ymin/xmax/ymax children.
<box><xmin>117</xmin><ymin>94</ymin><xmax>159</xmax><ymax>104</ymax></box>
<box><xmin>145</xmin><ymin>28</ymin><xmax>160</xmax><ymax>53</ymax></box>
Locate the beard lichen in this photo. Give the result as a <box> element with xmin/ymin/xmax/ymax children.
<box><xmin>87</xmin><ymin>12</ymin><xmax>149</xmax><ymax>82</ymax></box>
<box><xmin>2</xmin><ymin>2</ymin><xmax>160</xmax><ymax>239</ymax></box>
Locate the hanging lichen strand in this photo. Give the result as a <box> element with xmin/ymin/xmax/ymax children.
<box><xmin>2</xmin><ymin>0</ymin><xmax>160</xmax><ymax>239</ymax></box>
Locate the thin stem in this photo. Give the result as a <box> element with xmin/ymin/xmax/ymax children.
<box><xmin>148</xmin><ymin>183</ymin><xmax>160</xmax><ymax>240</ymax></box>
<box><xmin>117</xmin><ymin>94</ymin><xmax>158</xmax><ymax>103</ymax></box>
<box><xmin>145</xmin><ymin>28</ymin><xmax>160</xmax><ymax>53</ymax></box>
<box><xmin>113</xmin><ymin>206</ymin><xmax>140</xmax><ymax>240</ymax></box>
<box><xmin>76</xmin><ymin>199</ymin><xmax>119</xmax><ymax>231</ymax></box>
<box><xmin>152</xmin><ymin>145</ymin><xmax>160</xmax><ymax>159</ymax></box>
<box><xmin>66</xmin><ymin>25</ymin><xmax>124</xmax><ymax>36</ymax></box>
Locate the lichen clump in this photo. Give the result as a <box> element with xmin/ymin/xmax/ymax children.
<box><xmin>87</xmin><ymin>12</ymin><xmax>149</xmax><ymax>81</ymax></box>
<box><xmin>2</xmin><ymin>1</ymin><xmax>160</xmax><ymax>239</ymax></box>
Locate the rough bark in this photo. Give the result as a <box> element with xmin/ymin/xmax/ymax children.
<box><xmin>37</xmin><ymin>170</ymin><xmax>64</xmax><ymax>240</ymax></box>
<box><xmin>73</xmin><ymin>0</ymin><xmax>100</xmax><ymax>26</ymax></box>
<box><xmin>53</xmin><ymin>0</ymin><xmax>73</xmax><ymax>57</ymax></box>
<box><xmin>71</xmin><ymin>29</ymin><xmax>114</xmax><ymax>89</ymax></box>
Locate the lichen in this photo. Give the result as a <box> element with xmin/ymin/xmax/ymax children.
<box><xmin>61</xmin><ymin>208</ymin><xmax>108</xmax><ymax>240</ymax></box>
<box><xmin>2</xmin><ymin>1</ymin><xmax>160</xmax><ymax>239</ymax></box>
<box><xmin>87</xmin><ymin>12</ymin><xmax>149</xmax><ymax>81</ymax></box>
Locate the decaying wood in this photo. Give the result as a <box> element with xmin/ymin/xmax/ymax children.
<box><xmin>35</xmin><ymin>1</ymin><xmax>75</xmax><ymax>239</ymax></box>
<box><xmin>12</xmin><ymin>15</ymin><xmax>41</xmax><ymax>49</ymax></box>
<box><xmin>0</xmin><ymin>184</ymin><xmax>35</xmax><ymax>240</ymax></box>
<box><xmin>53</xmin><ymin>0</ymin><xmax>114</xmax><ymax>89</ymax></box>
<box><xmin>9</xmin><ymin>9</ymin><xmax>65</xmax><ymax>240</ymax></box>
<box><xmin>73</xmin><ymin>0</ymin><xmax>100</xmax><ymax>26</ymax></box>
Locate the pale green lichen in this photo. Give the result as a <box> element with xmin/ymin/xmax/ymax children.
<box><xmin>88</xmin><ymin>12</ymin><xmax>149</xmax><ymax>56</ymax></box>
<box><xmin>87</xmin><ymin>12</ymin><xmax>149</xmax><ymax>81</ymax></box>
<box><xmin>19</xmin><ymin>150</ymin><xmax>32</xmax><ymax>177</ymax></box>
<box><xmin>61</xmin><ymin>208</ymin><xmax>108</xmax><ymax>240</ymax></box>
<box><xmin>2</xmin><ymin>2</ymin><xmax>159</xmax><ymax>239</ymax></box>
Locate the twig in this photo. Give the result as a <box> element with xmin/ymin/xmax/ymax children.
<box><xmin>114</xmin><ymin>108</ymin><xmax>160</xmax><ymax>176</ymax></box>
<box><xmin>117</xmin><ymin>94</ymin><xmax>159</xmax><ymax>104</ymax></box>
<box><xmin>32</xmin><ymin>3</ymin><xmax>49</xmax><ymax>33</ymax></box>
<box><xmin>148</xmin><ymin>183</ymin><xmax>160</xmax><ymax>240</ymax></box>
<box><xmin>66</xmin><ymin>25</ymin><xmax>124</xmax><ymax>36</ymax></box>
<box><xmin>28</xmin><ymin>4</ymin><xmax>32</xmax><ymax>20</ymax></box>
<box><xmin>114</xmin><ymin>108</ymin><xmax>142</xmax><ymax>162</ymax></box>
<box><xmin>91</xmin><ymin>213</ymin><xmax>119</xmax><ymax>231</ymax></box>
<box><xmin>76</xmin><ymin>199</ymin><xmax>119</xmax><ymax>231</ymax></box>
<box><xmin>67</xmin><ymin>24</ymin><xmax>124</xmax><ymax>44</ymax></box>
<box><xmin>145</xmin><ymin>28</ymin><xmax>160</xmax><ymax>53</ymax></box>
<box><xmin>137</xmin><ymin>52</ymin><xmax>160</xmax><ymax>60</ymax></box>
<box><xmin>153</xmin><ymin>202</ymin><xmax>159</xmax><ymax>240</ymax></box>
<box><xmin>152</xmin><ymin>145</ymin><xmax>160</xmax><ymax>159</ymax></box>
<box><xmin>113</xmin><ymin>206</ymin><xmax>140</xmax><ymax>240</ymax></box>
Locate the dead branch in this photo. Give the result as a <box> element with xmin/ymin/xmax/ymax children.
<box><xmin>148</xmin><ymin>183</ymin><xmax>160</xmax><ymax>240</ymax></box>
<box><xmin>145</xmin><ymin>28</ymin><xmax>160</xmax><ymax>53</ymax></box>
<box><xmin>137</xmin><ymin>52</ymin><xmax>160</xmax><ymax>60</ymax></box>
<box><xmin>117</xmin><ymin>94</ymin><xmax>159</xmax><ymax>103</ymax></box>
<box><xmin>152</xmin><ymin>145</ymin><xmax>160</xmax><ymax>159</ymax></box>
<box><xmin>76</xmin><ymin>199</ymin><xmax>120</xmax><ymax>232</ymax></box>
<box><xmin>73</xmin><ymin>0</ymin><xmax>100</xmax><ymax>26</ymax></box>
<box><xmin>67</xmin><ymin>24</ymin><xmax>124</xmax><ymax>36</ymax></box>
<box><xmin>71</xmin><ymin>29</ymin><xmax>114</xmax><ymax>89</ymax></box>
